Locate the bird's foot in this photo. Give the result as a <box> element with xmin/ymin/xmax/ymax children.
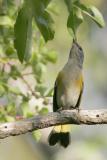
<box><xmin>77</xmin><ymin>107</ymin><xmax>81</xmax><ymax>114</ymax></box>
<box><xmin>57</xmin><ymin>107</ymin><xmax>63</xmax><ymax>113</ymax></box>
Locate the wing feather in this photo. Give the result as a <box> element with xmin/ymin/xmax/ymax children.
<box><xmin>75</xmin><ymin>81</ymin><xmax>84</xmax><ymax>108</ymax></box>
<box><xmin>53</xmin><ymin>81</ymin><xmax>58</xmax><ymax>112</ymax></box>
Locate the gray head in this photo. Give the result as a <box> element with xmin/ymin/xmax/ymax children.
<box><xmin>69</xmin><ymin>40</ymin><xmax>84</xmax><ymax>67</ymax></box>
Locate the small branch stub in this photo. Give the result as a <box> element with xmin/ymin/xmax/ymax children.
<box><xmin>0</xmin><ymin>109</ymin><xmax>107</xmax><ymax>139</ymax></box>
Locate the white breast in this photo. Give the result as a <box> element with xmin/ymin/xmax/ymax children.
<box><xmin>57</xmin><ymin>61</ymin><xmax>81</xmax><ymax>109</ymax></box>
<box><xmin>58</xmin><ymin>85</ymin><xmax>80</xmax><ymax>109</ymax></box>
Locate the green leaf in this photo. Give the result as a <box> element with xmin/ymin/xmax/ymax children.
<box><xmin>64</xmin><ymin>0</ymin><xmax>72</xmax><ymax>13</ymax></box>
<box><xmin>35</xmin><ymin>84</ymin><xmax>47</xmax><ymax>96</ymax></box>
<box><xmin>33</xmin><ymin>62</ymin><xmax>46</xmax><ymax>81</ymax></box>
<box><xmin>39</xmin><ymin>36</ymin><xmax>45</xmax><ymax>49</ymax></box>
<box><xmin>74</xmin><ymin>2</ymin><xmax>105</xmax><ymax>28</ymax></box>
<box><xmin>32</xmin><ymin>130</ymin><xmax>42</xmax><ymax>141</ymax></box>
<box><xmin>10</xmin><ymin>65</ymin><xmax>21</xmax><ymax>79</ymax></box>
<box><xmin>39</xmin><ymin>107</ymin><xmax>48</xmax><ymax>115</ymax></box>
<box><xmin>67</xmin><ymin>7</ymin><xmax>83</xmax><ymax>37</ymax></box>
<box><xmin>5</xmin><ymin>46</ymin><xmax>15</xmax><ymax>56</ymax></box>
<box><xmin>0</xmin><ymin>82</ymin><xmax>9</xmax><ymax>95</ymax></box>
<box><xmin>5</xmin><ymin>115</ymin><xmax>15</xmax><ymax>122</ymax></box>
<box><xmin>31</xmin><ymin>0</ymin><xmax>51</xmax><ymax>14</ymax></box>
<box><xmin>0</xmin><ymin>114</ymin><xmax>6</xmax><ymax>122</ymax></box>
<box><xmin>34</xmin><ymin>11</ymin><xmax>54</xmax><ymax>42</ymax></box>
<box><xmin>14</xmin><ymin>5</ymin><xmax>32</xmax><ymax>62</ymax></box>
<box><xmin>21</xmin><ymin>102</ymin><xmax>33</xmax><ymax>118</ymax></box>
<box><xmin>45</xmin><ymin>50</ymin><xmax>57</xmax><ymax>63</ymax></box>
<box><xmin>46</xmin><ymin>1</ymin><xmax>59</xmax><ymax>15</ymax></box>
<box><xmin>0</xmin><ymin>16</ymin><xmax>13</xmax><ymax>26</ymax></box>
<box><xmin>45</xmin><ymin>87</ymin><xmax>53</xmax><ymax>96</ymax></box>
<box><xmin>7</xmin><ymin>103</ymin><xmax>16</xmax><ymax>115</ymax></box>
<box><xmin>31</xmin><ymin>0</ymin><xmax>54</xmax><ymax>42</ymax></box>
<box><xmin>41</xmin><ymin>0</ymin><xmax>52</xmax><ymax>8</ymax></box>
<box><xmin>0</xmin><ymin>83</ymin><xmax>6</xmax><ymax>96</ymax></box>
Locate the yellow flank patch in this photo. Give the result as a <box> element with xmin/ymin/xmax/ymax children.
<box><xmin>75</xmin><ymin>74</ymin><xmax>83</xmax><ymax>89</ymax></box>
<box><xmin>54</xmin><ymin>125</ymin><xmax>61</xmax><ymax>133</ymax></box>
<box><xmin>61</xmin><ymin>125</ymin><xmax>71</xmax><ymax>133</ymax></box>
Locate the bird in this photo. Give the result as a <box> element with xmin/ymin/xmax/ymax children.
<box><xmin>48</xmin><ymin>39</ymin><xmax>84</xmax><ymax>148</ymax></box>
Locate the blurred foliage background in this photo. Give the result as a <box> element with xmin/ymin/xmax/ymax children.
<box><xmin>0</xmin><ymin>0</ymin><xmax>107</xmax><ymax>160</ymax></box>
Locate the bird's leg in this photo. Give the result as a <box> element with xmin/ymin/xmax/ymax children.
<box><xmin>76</xmin><ymin>107</ymin><xmax>81</xmax><ymax>124</ymax></box>
<box><xmin>57</xmin><ymin>107</ymin><xmax>63</xmax><ymax>113</ymax></box>
<box><xmin>77</xmin><ymin>106</ymin><xmax>81</xmax><ymax>113</ymax></box>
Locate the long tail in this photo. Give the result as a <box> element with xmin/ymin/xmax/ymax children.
<box><xmin>48</xmin><ymin>125</ymin><xmax>71</xmax><ymax>148</ymax></box>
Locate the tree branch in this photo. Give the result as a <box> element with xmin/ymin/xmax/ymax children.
<box><xmin>0</xmin><ymin>109</ymin><xmax>107</xmax><ymax>139</ymax></box>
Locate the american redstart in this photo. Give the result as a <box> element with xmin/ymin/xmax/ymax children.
<box><xmin>48</xmin><ymin>40</ymin><xmax>84</xmax><ymax>147</ymax></box>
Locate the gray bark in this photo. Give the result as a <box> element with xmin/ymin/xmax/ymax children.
<box><xmin>0</xmin><ymin>109</ymin><xmax>107</xmax><ymax>139</ymax></box>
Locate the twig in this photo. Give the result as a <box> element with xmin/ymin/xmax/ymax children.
<box><xmin>0</xmin><ymin>109</ymin><xmax>107</xmax><ymax>139</ymax></box>
<box><xmin>19</xmin><ymin>74</ymin><xmax>40</xmax><ymax>98</ymax></box>
<box><xmin>7</xmin><ymin>62</ymin><xmax>41</xmax><ymax>98</ymax></box>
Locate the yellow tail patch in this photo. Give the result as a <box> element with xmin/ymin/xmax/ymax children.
<box><xmin>61</xmin><ymin>125</ymin><xmax>71</xmax><ymax>133</ymax></box>
<box><xmin>54</xmin><ymin>125</ymin><xmax>71</xmax><ymax>133</ymax></box>
<box><xmin>54</xmin><ymin>125</ymin><xmax>61</xmax><ymax>133</ymax></box>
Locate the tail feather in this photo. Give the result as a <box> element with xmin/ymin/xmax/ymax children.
<box><xmin>48</xmin><ymin>125</ymin><xmax>71</xmax><ymax>148</ymax></box>
<box><xmin>60</xmin><ymin>132</ymin><xmax>70</xmax><ymax>148</ymax></box>
<box><xmin>48</xmin><ymin>130</ymin><xmax>59</xmax><ymax>146</ymax></box>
